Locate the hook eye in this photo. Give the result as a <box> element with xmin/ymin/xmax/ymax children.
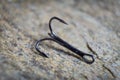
<box><xmin>82</xmin><ymin>54</ymin><xmax>94</xmax><ymax>64</ymax></box>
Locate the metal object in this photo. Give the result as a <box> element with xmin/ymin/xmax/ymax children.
<box><xmin>35</xmin><ymin>17</ymin><xmax>94</xmax><ymax>64</ymax></box>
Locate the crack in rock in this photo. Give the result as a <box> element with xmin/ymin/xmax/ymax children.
<box><xmin>86</xmin><ymin>42</ymin><xmax>100</xmax><ymax>59</ymax></box>
<box><xmin>102</xmin><ymin>65</ymin><xmax>116</xmax><ymax>79</ymax></box>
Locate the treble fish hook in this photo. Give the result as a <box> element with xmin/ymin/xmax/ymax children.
<box><xmin>35</xmin><ymin>17</ymin><xmax>95</xmax><ymax>64</ymax></box>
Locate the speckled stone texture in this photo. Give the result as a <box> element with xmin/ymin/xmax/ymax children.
<box><xmin>0</xmin><ymin>0</ymin><xmax>120</xmax><ymax>80</ymax></box>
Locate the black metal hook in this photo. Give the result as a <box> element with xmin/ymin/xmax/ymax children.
<box><xmin>35</xmin><ymin>17</ymin><xmax>95</xmax><ymax>64</ymax></box>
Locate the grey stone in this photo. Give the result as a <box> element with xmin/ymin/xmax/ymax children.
<box><xmin>0</xmin><ymin>0</ymin><xmax>120</xmax><ymax>80</ymax></box>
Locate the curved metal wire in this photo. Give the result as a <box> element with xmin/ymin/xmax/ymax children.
<box><xmin>49</xmin><ymin>16</ymin><xmax>68</xmax><ymax>34</ymax></box>
<box><xmin>35</xmin><ymin>17</ymin><xmax>95</xmax><ymax>64</ymax></box>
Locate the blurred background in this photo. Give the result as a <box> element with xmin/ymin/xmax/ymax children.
<box><xmin>0</xmin><ymin>0</ymin><xmax>120</xmax><ymax>80</ymax></box>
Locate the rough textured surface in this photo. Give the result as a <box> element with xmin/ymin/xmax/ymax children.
<box><xmin>0</xmin><ymin>0</ymin><xmax>120</xmax><ymax>80</ymax></box>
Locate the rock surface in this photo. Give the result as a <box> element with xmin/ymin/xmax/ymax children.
<box><xmin>0</xmin><ymin>0</ymin><xmax>120</xmax><ymax>80</ymax></box>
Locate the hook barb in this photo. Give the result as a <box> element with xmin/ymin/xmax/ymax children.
<box><xmin>49</xmin><ymin>16</ymin><xmax>68</xmax><ymax>34</ymax></box>
<box><xmin>35</xmin><ymin>38</ymin><xmax>53</xmax><ymax>58</ymax></box>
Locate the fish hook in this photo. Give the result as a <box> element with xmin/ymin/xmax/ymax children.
<box><xmin>35</xmin><ymin>17</ymin><xmax>95</xmax><ymax>64</ymax></box>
